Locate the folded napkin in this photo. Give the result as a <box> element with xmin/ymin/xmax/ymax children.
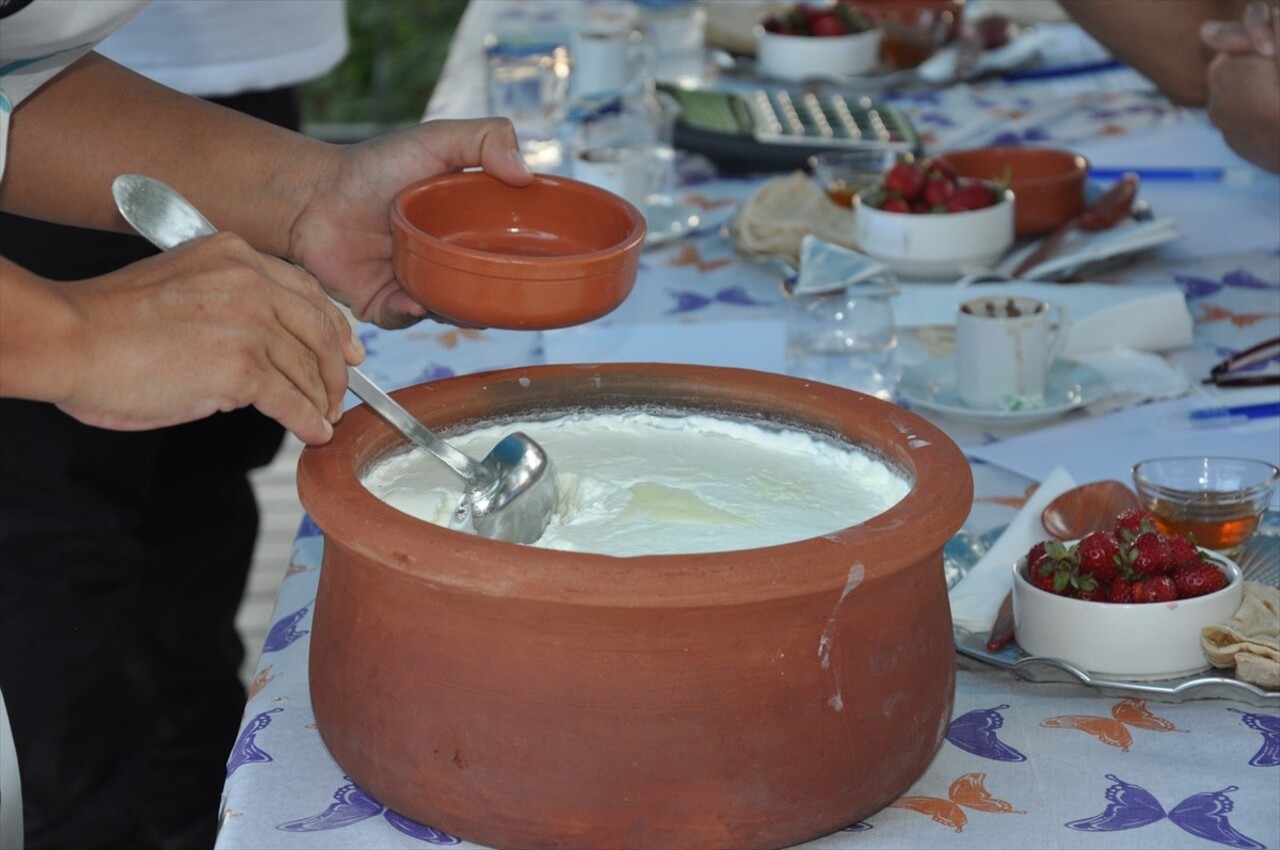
<box><xmin>1072</xmin><ymin>348</ymin><xmax>1190</xmax><ymax>413</ymax></box>
<box><xmin>949</xmin><ymin>466</ymin><xmax>1077</xmax><ymax>633</ymax></box>
<box><xmin>995</xmin><ymin>217</ymin><xmax>1180</xmax><ymax>282</ymax></box>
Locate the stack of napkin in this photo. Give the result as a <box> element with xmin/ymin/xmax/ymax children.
<box><xmin>949</xmin><ymin>466</ymin><xmax>1077</xmax><ymax>633</ymax></box>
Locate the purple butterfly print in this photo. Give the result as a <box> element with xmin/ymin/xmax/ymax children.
<box><xmin>225</xmin><ymin>707</ymin><xmax>283</xmax><ymax>777</ymax></box>
<box><xmin>262</xmin><ymin>605</ymin><xmax>310</xmax><ymax>653</ymax></box>
<box><xmin>1174</xmin><ymin>273</ymin><xmax>1224</xmax><ymax>300</ymax></box>
<box><xmin>665</xmin><ymin>285</ymin><xmax>772</xmax><ymax>314</ymax></box>
<box><xmin>413</xmin><ymin>363</ymin><xmax>456</xmax><ymax>383</ymax></box>
<box><xmin>358</xmin><ymin>330</ymin><xmax>380</xmax><ymax>358</ymax></box>
<box><xmin>1228</xmin><ymin>709</ymin><xmax>1280</xmax><ymax>767</ymax></box>
<box><xmin>1067</xmin><ymin>774</ymin><xmax>1264</xmax><ymax>849</ymax></box>
<box><xmin>297</xmin><ymin>513</ymin><xmax>322</xmax><ymax>539</ymax></box>
<box><xmin>384</xmin><ymin>809</ymin><xmax>462</xmax><ymax>844</ymax></box>
<box><xmin>278</xmin><ymin>779</ymin><xmax>461</xmax><ymax>844</ymax></box>
<box><xmin>1176</xmin><ymin>268</ymin><xmax>1279</xmax><ymax>300</ymax></box>
<box><xmin>277</xmin><ymin>781</ymin><xmax>383</xmax><ymax>832</ymax></box>
<box><xmin>946</xmin><ymin>704</ymin><xmax>1027</xmax><ymax>762</ymax></box>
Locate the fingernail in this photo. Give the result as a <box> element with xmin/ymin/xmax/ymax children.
<box><xmin>509</xmin><ymin>146</ymin><xmax>533</xmax><ymax>176</ymax></box>
<box><xmin>1248</xmin><ymin>2</ymin><xmax>1278</xmax><ymax>53</ymax></box>
<box><xmin>349</xmin><ymin>330</ymin><xmax>366</xmax><ymax>360</ymax></box>
<box><xmin>321</xmin><ymin>418</ymin><xmax>334</xmax><ymax>441</ymax></box>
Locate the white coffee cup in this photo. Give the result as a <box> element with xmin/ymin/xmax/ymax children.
<box><xmin>955</xmin><ymin>295</ymin><xmax>1069</xmax><ymax>409</ymax></box>
<box><xmin>570</xmin><ymin>27</ymin><xmax>653</xmax><ymax>97</ymax></box>
<box><xmin>571</xmin><ymin>144</ymin><xmax>661</xmax><ymax>210</ymax></box>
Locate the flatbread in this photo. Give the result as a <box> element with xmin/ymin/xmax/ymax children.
<box><xmin>731</xmin><ymin>171</ymin><xmax>859</xmax><ymax>268</ymax></box>
<box><xmin>1201</xmin><ymin>581</ymin><xmax>1280</xmax><ymax>689</ymax></box>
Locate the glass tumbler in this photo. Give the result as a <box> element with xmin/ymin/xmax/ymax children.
<box><xmin>785</xmin><ymin>276</ymin><xmax>899</xmax><ymax>400</ymax></box>
<box><xmin>486</xmin><ymin>40</ymin><xmax>571</xmax><ymax>168</ymax></box>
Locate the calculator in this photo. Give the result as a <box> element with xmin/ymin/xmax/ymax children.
<box><xmin>660</xmin><ymin>85</ymin><xmax>920</xmax><ymax>173</ymax></box>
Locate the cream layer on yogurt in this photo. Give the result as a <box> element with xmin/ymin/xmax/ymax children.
<box><xmin>362</xmin><ymin>410</ymin><xmax>910</xmax><ymax>557</ymax></box>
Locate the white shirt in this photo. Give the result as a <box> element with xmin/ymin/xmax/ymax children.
<box><xmin>0</xmin><ymin>0</ymin><xmax>148</xmax><ymax>180</ymax></box>
<box><xmin>96</xmin><ymin>0</ymin><xmax>348</xmax><ymax>98</ymax></box>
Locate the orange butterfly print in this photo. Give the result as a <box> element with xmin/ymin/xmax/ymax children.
<box><xmin>668</xmin><ymin>244</ymin><xmax>734</xmax><ymax>273</ymax></box>
<box><xmin>679</xmin><ymin>192</ymin><xmax>735</xmax><ymax>212</ymax></box>
<box><xmin>1041</xmin><ymin>698</ymin><xmax>1185</xmax><ymax>752</ymax></box>
<box><xmin>1198</xmin><ymin>304</ymin><xmax>1280</xmax><ymax>329</ymax></box>
<box><xmin>890</xmin><ymin>771</ymin><xmax>1025</xmax><ymax>832</ymax></box>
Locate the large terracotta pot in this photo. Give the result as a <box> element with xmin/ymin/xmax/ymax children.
<box><xmin>299</xmin><ymin>363</ymin><xmax>973</xmax><ymax>850</ymax></box>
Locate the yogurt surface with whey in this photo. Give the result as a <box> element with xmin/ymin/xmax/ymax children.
<box><xmin>362</xmin><ymin>410</ymin><xmax>910</xmax><ymax>557</ymax></box>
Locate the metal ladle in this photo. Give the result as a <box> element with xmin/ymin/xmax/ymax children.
<box><xmin>111</xmin><ymin>174</ymin><xmax>558</xmax><ymax>545</ymax></box>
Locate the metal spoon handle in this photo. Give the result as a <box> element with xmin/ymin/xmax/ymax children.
<box><xmin>345</xmin><ymin>367</ymin><xmax>484</xmax><ymax>482</ymax></box>
<box><xmin>110</xmin><ymin>173</ymin><xmax>487</xmax><ymax>486</ymax></box>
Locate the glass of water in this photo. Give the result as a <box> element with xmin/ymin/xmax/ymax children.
<box><xmin>784</xmin><ymin>274</ymin><xmax>899</xmax><ymax>400</ymax></box>
<box><xmin>486</xmin><ymin>40</ymin><xmax>571</xmax><ymax>168</ymax></box>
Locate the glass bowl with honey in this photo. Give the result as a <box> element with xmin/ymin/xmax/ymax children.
<box><xmin>1132</xmin><ymin>456</ymin><xmax>1279</xmax><ymax>558</ymax></box>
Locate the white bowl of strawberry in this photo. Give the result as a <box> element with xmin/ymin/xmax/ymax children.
<box><xmin>854</xmin><ymin>155</ymin><xmax>1014</xmax><ymax>280</ymax></box>
<box><xmin>1012</xmin><ymin>507</ymin><xmax>1244</xmax><ymax>680</ymax></box>
<box><xmin>756</xmin><ymin>2</ymin><xmax>882</xmax><ymax>80</ymax></box>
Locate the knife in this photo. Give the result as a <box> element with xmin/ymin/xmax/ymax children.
<box><xmin>986</xmin><ymin>590</ymin><xmax>1016</xmax><ymax>651</ymax></box>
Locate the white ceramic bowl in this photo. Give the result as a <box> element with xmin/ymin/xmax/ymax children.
<box><xmin>853</xmin><ymin>186</ymin><xmax>1014</xmax><ymax>280</ymax></box>
<box><xmin>1011</xmin><ymin>550</ymin><xmax>1244</xmax><ymax>680</ymax></box>
<box><xmin>756</xmin><ymin>27</ymin><xmax>882</xmax><ymax>81</ymax></box>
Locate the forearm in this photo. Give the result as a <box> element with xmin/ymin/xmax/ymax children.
<box><xmin>1060</xmin><ymin>0</ymin><xmax>1250</xmax><ymax>105</ymax></box>
<box><xmin>0</xmin><ymin>258</ymin><xmax>81</xmax><ymax>404</ymax></box>
<box><xmin>0</xmin><ymin>51</ymin><xmax>334</xmax><ymax>258</ymax></box>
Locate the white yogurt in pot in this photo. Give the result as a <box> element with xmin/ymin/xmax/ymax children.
<box><xmin>361</xmin><ymin>410</ymin><xmax>910</xmax><ymax>556</ymax></box>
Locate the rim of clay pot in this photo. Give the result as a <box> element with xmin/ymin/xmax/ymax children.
<box><xmin>298</xmin><ymin>363</ymin><xmax>973</xmax><ymax>607</ymax></box>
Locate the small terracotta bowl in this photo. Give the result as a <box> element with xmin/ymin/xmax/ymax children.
<box><xmin>1012</xmin><ymin>548</ymin><xmax>1244</xmax><ymax>680</ymax></box>
<box><xmin>939</xmin><ymin>146</ymin><xmax>1088</xmax><ymax>238</ymax></box>
<box><xmin>853</xmin><ymin>183</ymin><xmax>1014</xmax><ymax>279</ymax></box>
<box><xmin>391</xmin><ymin>172</ymin><xmax>646</xmax><ymax>330</ymax></box>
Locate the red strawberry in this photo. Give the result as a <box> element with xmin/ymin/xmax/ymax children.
<box><xmin>921</xmin><ymin>155</ymin><xmax>958</xmax><ymax>182</ymax></box>
<box><xmin>1113</xmin><ymin>508</ymin><xmax>1154</xmax><ymax>539</ymax></box>
<box><xmin>812</xmin><ymin>13</ymin><xmax>847</xmax><ymax>36</ymax></box>
<box><xmin>944</xmin><ymin>182</ymin><xmax>997</xmax><ymax>212</ymax></box>
<box><xmin>1108</xmin><ymin>577</ymin><xmax>1134</xmax><ymax>604</ymax></box>
<box><xmin>1132</xmin><ymin>574</ymin><xmax>1177</xmax><ymax>603</ymax></box>
<box><xmin>1127</xmin><ymin>531</ymin><xmax>1173</xmax><ymax>576</ymax></box>
<box><xmin>1028</xmin><ymin>552</ymin><xmax>1073</xmax><ymax>596</ymax></box>
<box><xmin>1167</xmin><ymin>535</ymin><xmax>1204</xmax><ymax>570</ymax></box>
<box><xmin>879</xmin><ymin>196</ymin><xmax>910</xmax><ymax>213</ymax></box>
<box><xmin>1076</xmin><ymin>581</ymin><xmax>1108</xmax><ymax>602</ymax></box>
<box><xmin>1171</xmin><ymin>562</ymin><xmax>1227</xmax><ymax>598</ymax></box>
<box><xmin>883</xmin><ymin>161</ymin><xmax>926</xmax><ymax>201</ymax></box>
<box><xmin>922</xmin><ymin>176</ymin><xmax>955</xmax><ymax>209</ymax></box>
<box><xmin>1076</xmin><ymin>531</ymin><xmax>1121</xmax><ymax>584</ymax></box>
<box><xmin>1024</xmin><ymin>540</ymin><xmax>1049</xmax><ymax>566</ymax></box>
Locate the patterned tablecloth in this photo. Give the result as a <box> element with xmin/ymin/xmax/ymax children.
<box><xmin>216</xmin><ymin>3</ymin><xmax>1280</xmax><ymax>848</ymax></box>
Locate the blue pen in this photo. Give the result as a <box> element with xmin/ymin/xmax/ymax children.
<box><xmin>1088</xmin><ymin>166</ymin><xmax>1228</xmax><ymax>182</ymax></box>
<box><xmin>1163</xmin><ymin>401</ymin><xmax>1280</xmax><ymax>430</ymax></box>
<box><xmin>1000</xmin><ymin>59</ymin><xmax>1126</xmax><ymax>82</ymax></box>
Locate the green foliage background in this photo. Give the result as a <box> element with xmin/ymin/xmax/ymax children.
<box><xmin>301</xmin><ymin>0</ymin><xmax>470</xmax><ymax>131</ymax></box>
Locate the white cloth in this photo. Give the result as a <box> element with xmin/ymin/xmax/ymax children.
<box><xmin>0</xmin><ymin>0</ymin><xmax>147</xmax><ymax>180</ymax></box>
<box><xmin>948</xmin><ymin>466</ymin><xmax>1077</xmax><ymax>633</ymax></box>
<box><xmin>96</xmin><ymin>0</ymin><xmax>348</xmax><ymax>98</ymax></box>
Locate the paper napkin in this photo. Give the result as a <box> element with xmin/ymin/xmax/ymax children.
<box><xmin>948</xmin><ymin>466</ymin><xmax>1077</xmax><ymax>633</ymax></box>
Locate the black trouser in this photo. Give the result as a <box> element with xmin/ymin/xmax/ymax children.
<box><xmin>0</xmin><ymin>87</ymin><xmax>297</xmax><ymax>850</ymax></box>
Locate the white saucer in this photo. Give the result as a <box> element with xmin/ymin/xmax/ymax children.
<box><xmin>643</xmin><ymin>200</ymin><xmax>702</xmax><ymax>247</ymax></box>
<box><xmin>897</xmin><ymin>357</ymin><xmax>1108</xmax><ymax>426</ymax></box>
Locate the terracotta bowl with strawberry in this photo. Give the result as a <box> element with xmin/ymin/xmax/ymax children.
<box><xmin>757</xmin><ymin>2</ymin><xmax>883</xmax><ymax>80</ymax></box>
<box><xmin>853</xmin><ymin>155</ymin><xmax>1014</xmax><ymax>280</ymax></box>
<box><xmin>1011</xmin><ymin>508</ymin><xmax>1245</xmax><ymax>681</ymax></box>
